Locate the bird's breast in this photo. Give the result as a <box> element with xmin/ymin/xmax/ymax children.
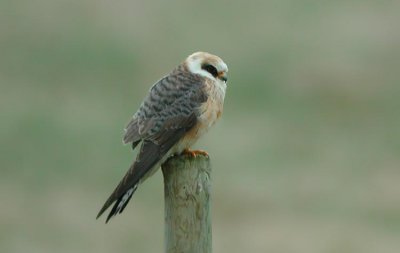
<box><xmin>175</xmin><ymin>80</ymin><xmax>226</xmax><ymax>152</ymax></box>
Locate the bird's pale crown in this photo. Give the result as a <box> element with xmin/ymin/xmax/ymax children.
<box><xmin>186</xmin><ymin>52</ymin><xmax>228</xmax><ymax>83</ymax></box>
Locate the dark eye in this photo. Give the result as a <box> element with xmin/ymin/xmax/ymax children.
<box><xmin>201</xmin><ymin>64</ymin><xmax>218</xmax><ymax>78</ymax></box>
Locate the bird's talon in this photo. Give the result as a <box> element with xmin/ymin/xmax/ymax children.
<box><xmin>182</xmin><ymin>149</ymin><xmax>209</xmax><ymax>158</ymax></box>
<box><xmin>194</xmin><ymin>150</ymin><xmax>209</xmax><ymax>157</ymax></box>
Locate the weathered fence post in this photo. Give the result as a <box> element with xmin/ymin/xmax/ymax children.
<box><xmin>161</xmin><ymin>154</ymin><xmax>212</xmax><ymax>253</ymax></box>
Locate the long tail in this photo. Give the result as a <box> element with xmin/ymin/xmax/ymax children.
<box><xmin>97</xmin><ymin>115</ymin><xmax>197</xmax><ymax>223</ymax></box>
<box><xmin>96</xmin><ymin>140</ymin><xmax>167</xmax><ymax>223</ymax></box>
<box><xmin>103</xmin><ymin>184</ymin><xmax>138</xmax><ymax>223</ymax></box>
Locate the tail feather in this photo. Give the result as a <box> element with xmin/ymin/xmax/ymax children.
<box><xmin>96</xmin><ymin>140</ymin><xmax>165</xmax><ymax>222</ymax></box>
<box><xmin>105</xmin><ymin>184</ymin><xmax>138</xmax><ymax>223</ymax></box>
<box><xmin>97</xmin><ymin>114</ymin><xmax>197</xmax><ymax>223</ymax></box>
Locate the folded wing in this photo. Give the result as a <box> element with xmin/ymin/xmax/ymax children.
<box><xmin>97</xmin><ymin>69</ymin><xmax>208</xmax><ymax>222</ymax></box>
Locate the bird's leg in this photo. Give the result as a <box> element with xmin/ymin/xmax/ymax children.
<box><xmin>182</xmin><ymin>148</ymin><xmax>209</xmax><ymax>158</ymax></box>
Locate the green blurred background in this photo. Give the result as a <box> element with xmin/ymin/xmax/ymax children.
<box><xmin>1</xmin><ymin>0</ymin><xmax>399</xmax><ymax>252</ymax></box>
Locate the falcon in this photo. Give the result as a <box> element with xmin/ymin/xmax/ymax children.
<box><xmin>96</xmin><ymin>52</ymin><xmax>228</xmax><ymax>223</ymax></box>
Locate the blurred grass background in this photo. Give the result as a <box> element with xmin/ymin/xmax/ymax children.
<box><xmin>1</xmin><ymin>0</ymin><xmax>400</xmax><ymax>252</ymax></box>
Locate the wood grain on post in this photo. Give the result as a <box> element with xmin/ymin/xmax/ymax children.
<box><xmin>162</xmin><ymin>154</ymin><xmax>212</xmax><ymax>253</ymax></box>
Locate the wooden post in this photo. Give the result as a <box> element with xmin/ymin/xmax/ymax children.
<box><xmin>161</xmin><ymin>154</ymin><xmax>212</xmax><ymax>253</ymax></box>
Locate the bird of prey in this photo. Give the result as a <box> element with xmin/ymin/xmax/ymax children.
<box><xmin>96</xmin><ymin>52</ymin><xmax>228</xmax><ymax>223</ymax></box>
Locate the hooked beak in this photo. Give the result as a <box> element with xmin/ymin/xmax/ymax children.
<box><xmin>218</xmin><ymin>72</ymin><xmax>228</xmax><ymax>82</ymax></box>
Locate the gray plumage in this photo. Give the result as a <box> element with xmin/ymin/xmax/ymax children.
<box><xmin>96</xmin><ymin>52</ymin><xmax>228</xmax><ymax>223</ymax></box>
<box><xmin>97</xmin><ymin>65</ymin><xmax>208</xmax><ymax>222</ymax></box>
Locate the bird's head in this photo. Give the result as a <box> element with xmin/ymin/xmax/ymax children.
<box><xmin>185</xmin><ymin>52</ymin><xmax>228</xmax><ymax>84</ymax></box>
